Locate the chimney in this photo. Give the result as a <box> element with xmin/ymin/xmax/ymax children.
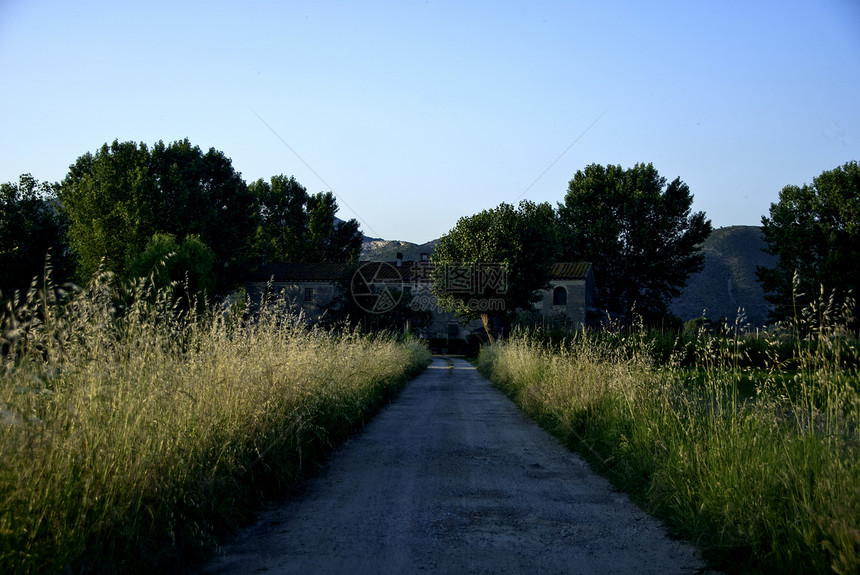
<box><xmin>396</xmin><ymin>252</ymin><xmax>403</xmax><ymax>267</ymax></box>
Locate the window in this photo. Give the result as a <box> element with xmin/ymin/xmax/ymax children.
<box><xmin>553</xmin><ymin>286</ymin><xmax>567</xmax><ymax>306</ymax></box>
<box><xmin>304</xmin><ymin>287</ymin><xmax>314</xmax><ymax>302</ymax></box>
<box><xmin>447</xmin><ymin>323</ymin><xmax>459</xmax><ymax>338</ymax></box>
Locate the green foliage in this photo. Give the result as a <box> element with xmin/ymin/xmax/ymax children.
<box><xmin>431</xmin><ymin>200</ymin><xmax>556</xmax><ymax>341</ymax></box>
<box><xmin>557</xmin><ymin>163</ymin><xmax>712</xmax><ymax>323</ymax></box>
<box><xmin>757</xmin><ymin>161</ymin><xmax>860</xmax><ymax>326</ymax></box>
<box><xmin>59</xmin><ymin>139</ymin><xmax>257</xmax><ymax>291</ymax></box>
<box><xmin>128</xmin><ymin>233</ymin><xmax>216</xmax><ymax>308</ymax></box>
<box><xmin>0</xmin><ymin>272</ymin><xmax>430</xmax><ymax>574</ymax></box>
<box><xmin>683</xmin><ymin>316</ymin><xmax>713</xmax><ymax>336</ymax></box>
<box><xmin>250</xmin><ymin>175</ymin><xmax>362</xmax><ymax>263</ymax></box>
<box><xmin>251</xmin><ymin>174</ymin><xmax>310</xmax><ymax>261</ymax></box>
<box><xmin>517</xmin><ymin>318</ymin><xmax>860</xmax><ymax>373</ymax></box>
<box><xmin>59</xmin><ymin>141</ymin><xmax>153</xmax><ymax>280</ymax></box>
<box><xmin>307</xmin><ymin>191</ymin><xmax>362</xmax><ymax>262</ymax></box>
<box><xmin>0</xmin><ymin>175</ymin><xmax>71</xmax><ymax>298</ymax></box>
<box><xmin>150</xmin><ymin>140</ymin><xmax>258</xmax><ymax>287</ymax></box>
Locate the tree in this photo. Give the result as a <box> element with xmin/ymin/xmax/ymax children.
<box><xmin>0</xmin><ymin>174</ymin><xmax>71</xmax><ymax>298</ymax></box>
<box><xmin>250</xmin><ymin>175</ymin><xmax>362</xmax><ymax>263</ymax></box>
<box><xmin>128</xmin><ymin>232</ymin><xmax>216</xmax><ymax>309</ymax></box>
<box><xmin>431</xmin><ymin>200</ymin><xmax>556</xmax><ymax>342</ymax></box>
<box><xmin>60</xmin><ymin>141</ymin><xmax>154</xmax><ymax>281</ymax></box>
<box><xmin>59</xmin><ymin>139</ymin><xmax>257</xmax><ymax>291</ymax></box>
<box><xmin>307</xmin><ymin>192</ymin><xmax>362</xmax><ymax>262</ymax></box>
<box><xmin>250</xmin><ymin>175</ymin><xmax>309</xmax><ymax>262</ymax></box>
<box><xmin>757</xmin><ymin>161</ymin><xmax>860</xmax><ymax>324</ymax></box>
<box><xmin>557</xmin><ymin>163</ymin><xmax>712</xmax><ymax>323</ymax></box>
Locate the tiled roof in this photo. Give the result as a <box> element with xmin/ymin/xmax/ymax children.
<box><xmin>551</xmin><ymin>262</ymin><xmax>592</xmax><ymax>280</ymax></box>
<box><xmin>251</xmin><ymin>261</ymin><xmax>591</xmax><ymax>282</ymax></box>
<box><xmin>249</xmin><ymin>262</ymin><xmax>347</xmax><ymax>282</ymax></box>
<box><xmin>249</xmin><ymin>261</ymin><xmax>430</xmax><ymax>282</ymax></box>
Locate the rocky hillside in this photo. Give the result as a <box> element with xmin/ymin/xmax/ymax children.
<box><xmin>361</xmin><ymin>238</ymin><xmax>439</xmax><ymax>262</ymax></box>
<box><xmin>362</xmin><ymin>225</ymin><xmax>778</xmax><ymax>327</ymax></box>
<box><xmin>669</xmin><ymin>225</ymin><xmax>776</xmax><ymax>328</ymax></box>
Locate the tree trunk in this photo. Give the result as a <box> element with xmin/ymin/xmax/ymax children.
<box><xmin>480</xmin><ymin>313</ymin><xmax>495</xmax><ymax>345</ymax></box>
<box><xmin>480</xmin><ymin>312</ymin><xmax>509</xmax><ymax>344</ymax></box>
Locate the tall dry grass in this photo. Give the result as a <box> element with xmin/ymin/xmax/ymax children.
<box><xmin>480</xmin><ymin>298</ymin><xmax>860</xmax><ymax>574</ymax></box>
<box><xmin>0</xmin><ymin>272</ymin><xmax>429</xmax><ymax>574</ymax></box>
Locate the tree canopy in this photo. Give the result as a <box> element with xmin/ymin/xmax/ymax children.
<box><xmin>59</xmin><ymin>139</ymin><xmax>257</xmax><ymax>292</ymax></box>
<box><xmin>250</xmin><ymin>175</ymin><xmax>362</xmax><ymax>264</ymax></box>
<box><xmin>557</xmin><ymin>163</ymin><xmax>712</xmax><ymax>323</ymax></box>
<box><xmin>757</xmin><ymin>161</ymin><xmax>860</xmax><ymax>325</ymax></box>
<box><xmin>0</xmin><ymin>174</ymin><xmax>71</xmax><ymax>299</ymax></box>
<box><xmin>431</xmin><ymin>200</ymin><xmax>556</xmax><ymax>342</ymax></box>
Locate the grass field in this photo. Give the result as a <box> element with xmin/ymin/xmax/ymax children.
<box><xmin>0</xmin><ymin>273</ymin><xmax>430</xmax><ymax>574</ymax></box>
<box><xmin>480</xmin><ymin>310</ymin><xmax>860</xmax><ymax>574</ymax></box>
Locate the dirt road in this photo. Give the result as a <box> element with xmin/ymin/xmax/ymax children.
<box><xmin>198</xmin><ymin>357</ymin><xmax>717</xmax><ymax>575</ymax></box>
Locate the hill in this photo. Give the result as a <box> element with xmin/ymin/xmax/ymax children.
<box><xmin>361</xmin><ymin>238</ymin><xmax>439</xmax><ymax>262</ymax></box>
<box><xmin>669</xmin><ymin>225</ymin><xmax>776</xmax><ymax>328</ymax></box>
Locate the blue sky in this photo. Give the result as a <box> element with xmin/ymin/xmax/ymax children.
<box><xmin>1</xmin><ymin>0</ymin><xmax>858</xmax><ymax>244</ymax></box>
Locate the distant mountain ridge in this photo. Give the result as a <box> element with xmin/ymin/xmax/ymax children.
<box><xmin>362</xmin><ymin>225</ymin><xmax>776</xmax><ymax>327</ymax></box>
<box><xmin>669</xmin><ymin>225</ymin><xmax>776</xmax><ymax>327</ymax></box>
<box><xmin>361</xmin><ymin>238</ymin><xmax>439</xmax><ymax>262</ymax></box>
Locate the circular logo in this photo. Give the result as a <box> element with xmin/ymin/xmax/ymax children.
<box><xmin>350</xmin><ymin>262</ymin><xmax>404</xmax><ymax>314</ymax></box>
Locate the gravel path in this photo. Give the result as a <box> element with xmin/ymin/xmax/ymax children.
<box><xmin>198</xmin><ymin>357</ymin><xmax>718</xmax><ymax>575</ymax></box>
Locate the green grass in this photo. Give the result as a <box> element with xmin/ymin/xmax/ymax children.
<box><xmin>0</xmin><ymin>272</ymin><xmax>430</xmax><ymax>574</ymax></box>
<box><xmin>480</xmin><ymin>308</ymin><xmax>860</xmax><ymax>574</ymax></box>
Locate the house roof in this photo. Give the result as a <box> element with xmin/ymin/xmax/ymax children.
<box><xmin>249</xmin><ymin>262</ymin><xmax>347</xmax><ymax>282</ymax></box>
<box><xmin>551</xmin><ymin>262</ymin><xmax>592</xmax><ymax>280</ymax></box>
<box><xmin>250</xmin><ymin>260</ymin><xmax>591</xmax><ymax>282</ymax></box>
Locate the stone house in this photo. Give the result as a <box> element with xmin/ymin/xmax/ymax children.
<box><xmin>247</xmin><ymin>262</ymin><xmax>344</xmax><ymax>319</ymax></box>
<box><xmin>246</xmin><ymin>255</ymin><xmax>595</xmax><ymax>339</ymax></box>
<box><xmin>538</xmin><ymin>262</ymin><xmax>595</xmax><ymax>327</ymax></box>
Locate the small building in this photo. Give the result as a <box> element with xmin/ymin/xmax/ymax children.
<box><xmin>246</xmin><ymin>262</ymin><xmax>344</xmax><ymax>320</ymax></box>
<box><xmin>539</xmin><ymin>262</ymin><xmax>596</xmax><ymax>327</ymax></box>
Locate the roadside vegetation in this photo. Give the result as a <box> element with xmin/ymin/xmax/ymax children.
<box><xmin>0</xmin><ymin>271</ymin><xmax>430</xmax><ymax>574</ymax></box>
<box><xmin>480</xmin><ymin>295</ymin><xmax>860</xmax><ymax>574</ymax></box>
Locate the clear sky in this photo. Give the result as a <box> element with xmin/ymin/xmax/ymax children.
<box><xmin>1</xmin><ymin>0</ymin><xmax>858</xmax><ymax>244</ymax></box>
